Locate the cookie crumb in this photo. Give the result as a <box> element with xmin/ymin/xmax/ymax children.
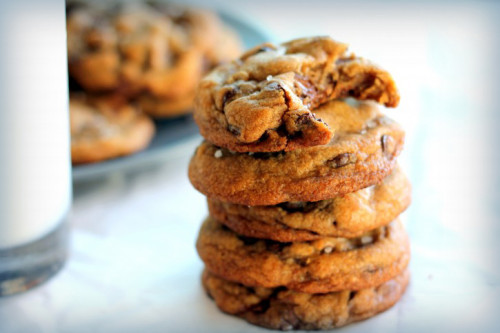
<box><xmin>214</xmin><ymin>149</ymin><xmax>223</xmax><ymax>158</ymax></box>
<box><xmin>323</xmin><ymin>246</ymin><xmax>333</xmax><ymax>254</ymax></box>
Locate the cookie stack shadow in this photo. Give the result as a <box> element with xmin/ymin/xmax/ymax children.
<box><xmin>188</xmin><ymin>36</ymin><xmax>411</xmax><ymax>330</ymax></box>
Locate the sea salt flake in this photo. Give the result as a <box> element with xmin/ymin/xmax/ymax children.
<box><xmin>361</xmin><ymin>236</ymin><xmax>373</xmax><ymax>245</ymax></box>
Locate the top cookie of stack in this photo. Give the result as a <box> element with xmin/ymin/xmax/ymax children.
<box><xmin>193</xmin><ymin>36</ymin><xmax>399</xmax><ymax>152</ymax></box>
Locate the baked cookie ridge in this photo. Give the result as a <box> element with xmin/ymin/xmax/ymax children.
<box><xmin>196</xmin><ymin>217</ymin><xmax>410</xmax><ymax>293</ymax></box>
<box><xmin>202</xmin><ymin>268</ymin><xmax>410</xmax><ymax>330</ymax></box>
<box><xmin>207</xmin><ymin>165</ymin><xmax>411</xmax><ymax>242</ymax></box>
<box><xmin>189</xmin><ymin>99</ymin><xmax>405</xmax><ymax>206</ymax></box>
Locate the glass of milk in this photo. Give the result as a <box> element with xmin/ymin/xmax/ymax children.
<box><xmin>0</xmin><ymin>0</ymin><xmax>71</xmax><ymax>296</ymax></box>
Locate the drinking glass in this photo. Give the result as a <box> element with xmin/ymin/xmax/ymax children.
<box><xmin>0</xmin><ymin>0</ymin><xmax>71</xmax><ymax>296</ymax></box>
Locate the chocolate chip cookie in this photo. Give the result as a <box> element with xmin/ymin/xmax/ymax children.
<box><xmin>70</xmin><ymin>95</ymin><xmax>155</xmax><ymax>164</ymax></box>
<box><xmin>189</xmin><ymin>99</ymin><xmax>404</xmax><ymax>206</ymax></box>
<box><xmin>194</xmin><ymin>36</ymin><xmax>399</xmax><ymax>152</ymax></box>
<box><xmin>196</xmin><ymin>217</ymin><xmax>410</xmax><ymax>293</ymax></box>
<box><xmin>207</xmin><ymin>166</ymin><xmax>411</xmax><ymax>242</ymax></box>
<box><xmin>66</xmin><ymin>1</ymin><xmax>241</xmax><ymax>117</ymax></box>
<box><xmin>203</xmin><ymin>268</ymin><xmax>409</xmax><ymax>330</ymax></box>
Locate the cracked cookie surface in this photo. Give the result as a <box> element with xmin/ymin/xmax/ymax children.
<box><xmin>194</xmin><ymin>36</ymin><xmax>399</xmax><ymax>152</ymax></box>
<box><xmin>207</xmin><ymin>166</ymin><xmax>411</xmax><ymax>242</ymax></box>
<box><xmin>203</xmin><ymin>268</ymin><xmax>409</xmax><ymax>330</ymax></box>
<box><xmin>196</xmin><ymin>217</ymin><xmax>410</xmax><ymax>293</ymax></box>
<box><xmin>70</xmin><ymin>94</ymin><xmax>155</xmax><ymax>164</ymax></box>
<box><xmin>189</xmin><ymin>99</ymin><xmax>404</xmax><ymax>206</ymax></box>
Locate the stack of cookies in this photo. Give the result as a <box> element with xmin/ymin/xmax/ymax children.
<box><xmin>188</xmin><ymin>36</ymin><xmax>411</xmax><ymax>330</ymax></box>
<box><xmin>66</xmin><ymin>0</ymin><xmax>241</xmax><ymax>164</ymax></box>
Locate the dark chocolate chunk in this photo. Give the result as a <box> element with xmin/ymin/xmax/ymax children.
<box><xmin>327</xmin><ymin>153</ymin><xmax>357</xmax><ymax>168</ymax></box>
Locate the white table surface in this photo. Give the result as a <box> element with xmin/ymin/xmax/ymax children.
<box><xmin>1</xmin><ymin>1</ymin><xmax>500</xmax><ymax>332</ymax></box>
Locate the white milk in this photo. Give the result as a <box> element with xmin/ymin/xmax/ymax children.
<box><xmin>0</xmin><ymin>0</ymin><xmax>71</xmax><ymax>249</ymax></box>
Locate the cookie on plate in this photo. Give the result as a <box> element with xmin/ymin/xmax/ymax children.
<box><xmin>203</xmin><ymin>268</ymin><xmax>409</xmax><ymax>330</ymax></box>
<box><xmin>70</xmin><ymin>95</ymin><xmax>155</xmax><ymax>164</ymax></box>
<box><xmin>66</xmin><ymin>1</ymin><xmax>242</xmax><ymax>117</ymax></box>
<box><xmin>194</xmin><ymin>36</ymin><xmax>399</xmax><ymax>152</ymax></box>
<box><xmin>207</xmin><ymin>166</ymin><xmax>411</xmax><ymax>242</ymax></box>
<box><xmin>197</xmin><ymin>217</ymin><xmax>410</xmax><ymax>293</ymax></box>
<box><xmin>189</xmin><ymin>99</ymin><xmax>404</xmax><ymax>206</ymax></box>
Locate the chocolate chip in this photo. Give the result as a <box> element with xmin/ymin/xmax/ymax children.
<box><xmin>86</xmin><ymin>30</ymin><xmax>105</xmax><ymax>51</ymax></box>
<box><xmin>278</xmin><ymin>201</ymin><xmax>319</xmax><ymax>213</ymax></box>
<box><xmin>222</xmin><ymin>89</ymin><xmax>236</xmax><ymax>108</ymax></box>
<box><xmin>245</xmin><ymin>286</ymin><xmax>256</xmax><ymax>294</ymax></box>
<box><xmin>327</xmin><ymin>73</ymin><xmax>337</xmax><ymax>87</ymax></box>
<box><xmin>220</xmin><ymin>223</ymin><xmax>231</xmax><ymax>231</ymax></box>
<box><xmin>250</xmin><ymin>299</ymin><xmax>271</xmax><ymax>314</ymax></box>
<box><xmin>294</xmin><ymin>74</ymin><xmax>323</xmax><ymax>108</ymax></box>
<box><xmin>66</xmin><ymin>0</ymin><xmax>86</xmax><ymax>15</ymax></box>
<box><xmin>266</xmin><ymin>81</ymin><xmax>282</xmax><ymax>91</ymax></box>
<box><xmin>267</xmin><ymin>242</ymin><xmax>283</xmax><ymax>253</ymax></box>
<box><xmin>380</xmin><ymin>134</ymin><xmax>396</xmax><ymax>155</ymax></box>
<box><xmin>227</xmin><ymin>125</ymin><xmax>240</xmax><ymax>136</ymax></box>
<box><xmin>332</xmin><ymin>220</ymin><xmax>338</xmax><ymax>227</ymax></box>
<box><xmin>255</xmin><ymin>46</ymin><xmax>274</xmax><ymax>54</ymax></box>
<box><xmin>251</xmin><ymin>152</ymin><xmax>272</xmax><ymax>159</ymax></box>
<box><xmin>294</xmin><ymin>258</ymin><xmax>310</xmax><ymax>267</ymax></box>
<box><xmin>296</xmin><ymin>113</ymin><xmax>313</xmax><ymax>126</ymax></box>
<box><xmin>327</xmin><ymin>153</ymin><xmax>357</xmax><ymax>168</ymax></box>
<box><xmin>238</xmin><ymin>236</ymin><xmax>258</xmax><ymax>246</ymax></box>
<box><xmin>381</xmin><ymin>135</ymin><xmax>389</xmax><ymax>151</ymax></box>
<box><xmin>251</xmin><ymin>151</ymin><xmax>285</xmax><ymax>160</ymax></box>
<box><xmin>257</xmin><ymin>131</ymin><xmax>269</xmax><ymax>143</ymax></box>
<box><xmin>279</xmin><ymin>201</ymin><xmax>306</xmax><ymax>212</ymax></box>
<box><xmin>287</xmin><ymin>113</ymin><xmax>319</xmax><ymax>138</ymax></box>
